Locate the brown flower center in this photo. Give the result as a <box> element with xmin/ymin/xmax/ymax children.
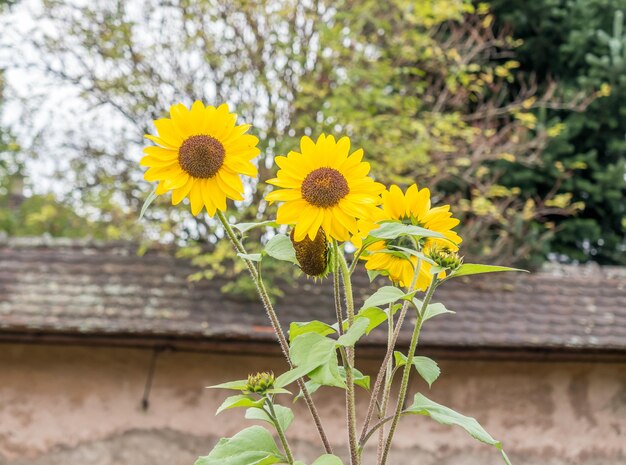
<box><xmin>301</xmin><ymin>167</ymin><xmax>349</xmax><ymax>208</ymax></box>
<box><xmin>178</xmin><ymin>135</ymin><xmax>225</xmax><ymax>178</ymax></box>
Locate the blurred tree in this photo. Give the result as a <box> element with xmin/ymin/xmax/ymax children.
<box><xmin>491</xmin><ymin>0</ymin><xmax>626</xmax><ymax>264</ymax></box>
<box><xmin>1</xmin><ymin>0</ymin><xmax>602</xmax><ymax>266</ymax></box>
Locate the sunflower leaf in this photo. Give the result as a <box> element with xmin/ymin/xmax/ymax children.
<box><xmin>245</xmin><ymin>405</ymin><xmax>294</xmax><ymax>432</ymax></box>
<box><xmin>232</xmin><ymin>221</ymin><xmax>278</xmax><ymax>234</ymax></box>
<box><xmin>361</xmin><ymin>286</ymin><xmax>417</xmax><ymax>310</ymax></box>
<box><xmin>394</xmin><ymin>352</ymin><xmax>440</xmax><ymax>387</ymax></box>
<box><xmin>289</xmin><ymin>321</ymin><xmax>336</xmax><ymax>344</ymax></box>
<box><xmin>443</xmin><ymin>264</ymin><xmax>528</xmax><ymax>282</ymax></box>
<box><xmin>216</xmin><ymin>394</ymin><xmax>265</xmax><ymax>415</ymax></box>
<box><xmin>138</xmin><ymin>185</ymin><xmax>158</xmax><ymax>221</ymax></box>
<box><xmin>237</xmin><ymin>252</ymin><xmax>263</xmax><ymax>262</ymax></box>
<box><xmin>369</xmin><ymin>222</ymin><xmax>445</xmax><ymax>240</ymax></box>
<box><xmin>405</xmin><ymin>393</ymin><xmax>510</xmax><ymax>463</ymax></box>
<box><xmin>194</xmin><ymin>426</ymin><xmax>285</xmax><ymax>465</ymax></box>
<box><xmin>265</xmin><ymin>234</ymin><xmax>298</xmax><ymax>264</ymax></box>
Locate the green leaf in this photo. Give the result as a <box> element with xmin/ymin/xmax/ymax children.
<box><xmin>420</xmin><ymin>301</ymin><xmax>455</xmax><ymax>322</ymax></box>
<box><xmin>394</xmin><ymin>352</ymin><xmax>440</xmax><ymax>388</ymax></box>
<box><xmin>445</xmin><ymin>264</ymin><xmax>528</xmax><ymax>280</ymax></box>
<box><xmin>405</xmin><ymin>393</ymin><xmax>504</xmax><ymax>450</ymax></box>
<box><xmin>369</xmin><ymin>222</ymin><xmax>445</xmax><ymax>240</ymax></box>
<box><xmin>264</xmin><ymin>234</ymin><xmax>298</xmax><ymax>264</ymax></box>
<box><xmin>361</xmin><ymin>286</ymin><xmax>415</xmax><ymax>310</ymax></box>
<box><xmin>265</xmin><ymin>387</ymin><xmax>291</xmax><ymax>395</ymax></box>
<box><xmin>387</xmin><ymin>245</ymin><xmax>437</xmax><ymax>265</ymax></box>
<box><xmin>237</xmin><ymin>252</ymin><xmax>263</xmax><ymax>262</ymax></box>
<box><xmin>232</xmin><ymin>221</ymin><xmax>277</xmax><ymax>234</ymax></box>
<box><xmin>339</xmin><ymin>366</ymin><xmax>370</xmax><ymax>390</ymax></box>
<box><xmin>289</xmin><ymin>321</ymin><xmax>336</xmax><ymax>344</ymax></box>
<box><xmin>295</xmin><ymin>367</ymin><xmax>369</xmax><ymax>400</ymax></box>
<box><xmin>311</xmin><ymin>455</ymin><xmax>344</xmax><ymax>465</ymax></box>
<box><xmin>336</xmin><ymin>318</ymin><xmax>369</xmax><ymax>347</ymax></box>
<box><xmin>138</xmin><ymin>185</ymin><xmax>158</xmax><ymax>221</ymax></box>
<box><xmin>275</xmin><ymin>366</ymin><xmax>311</xmax><ymax>388</ymax></box>
<box><xmin>278</xmin><ymin>333</ymin><xmax>344</xmax><ymax>388</ymax></box>
<box><xmin>208</xmin><ymin>379</ymin><xmax>248</xmax><ymax>391</ymax></box>
<box><xmin>216</xmin><ymin>394</ymin><xmax>264</xmax><ymax>415</ymax></box>
<box><xmin>245</xmin><ymin>405</ymin><xmax>294</xmax><ymax>432</ymax></box>
<box><xmin>194</xmin><ymin>426</ymin><xmax>285</xmax><ymax>465</ymax></box>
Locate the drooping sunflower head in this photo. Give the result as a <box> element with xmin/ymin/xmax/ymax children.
<box><xmin>362</xmin><ymin>184</ymin><xmax>462</xmax><ymax>290</ymax></box>
<box><xmin>265</xmin><ymin>134</ymin><xmax>384</xmax><ymax>243</ymax></box>
<box><xmin>141</xmin><ymin>101</ymin><xmax>260</xmax><ymax>216</ymax></box>
<box><xmin>290</xmin><ymin>228</ymin><xmax>331</xmax><ymax>278</ymax></box>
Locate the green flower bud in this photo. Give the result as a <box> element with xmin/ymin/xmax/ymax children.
<box><xmin>290</xmin><ymin>227</ymin><xmax>330</xmax><ymax>278</ymax></box>
<box><xmin>245</xmin><ymin>372</ymin><xmax>275</xmax><ymax>394</ymax></box>
<box><xmin>428</xmin><ymin>246</ymin><xmax>463</xmax><ymax>271</ymax></box>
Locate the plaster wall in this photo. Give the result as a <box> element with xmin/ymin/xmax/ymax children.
<box><xmin>0</xmin><ymin>343</ymin><xmax>624</xmax><ymax>465</ymax></box>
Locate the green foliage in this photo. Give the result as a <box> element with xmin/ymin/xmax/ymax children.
<box><xmin>194</xmin><ymin>426</ymin><xmax>285</xmax><ymax>465</ymax></box>
<box><xmin>245</xmin><ymin>405</ymin><xmax>295</xmax><ymax>433</ymax></box>
<box><xmin>420</xmin><ymin>302</ymin><xmax>456</xmax><ymax>322</ymax></box>
<box><xmin>442</xmin><ymin>263</ymin><xmax>528</xmax><ymax>281</ymax></box>
<box><xmin>491</xmin><ymin>0</ymin><xmax>626</xmax><ymax>265</ymax></box>
<box><xmin>360</xmin><ymin>286</ymin><xmax>417</xmax><ymax>310</ymax></box>
<box><xmin>394</xmin><ymin>353</ymin><xmax>441</xmax><ymax>388</ymax></box>
<box><xmin>264</xmin><ymin>234</ymin><xmax>298</xmax><ymax>265</ymax></box>
<box><xmin>405</xmin><ymin>393</ymin><xmax>511</xmax><ymax>464</ymax></box>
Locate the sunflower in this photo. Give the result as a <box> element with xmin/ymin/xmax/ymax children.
<box><xmin>362</xmin><ymin>184</ymin><xmax>462</xmax><ymax>290</ymax></box>
<box><xmin>141</xmin><ymin>101</ymin><xmax>260</xmax><ymax>216</ymax></box>
<box><xmin>265</xmin><ymin>134</ymin><xmax>384</xmax><ymax>242</ymax></box>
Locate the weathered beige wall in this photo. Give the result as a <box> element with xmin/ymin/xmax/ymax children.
<box><xmin>0</xmin><ymin>343</ymin><xmax>624</xmax><ymax>465</ymax></box>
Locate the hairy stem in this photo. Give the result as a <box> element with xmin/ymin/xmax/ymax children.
<box><xmin>359</xmin><ymin>260</ymin><xmax>421</xmax><ymax>444</ymax></box>
<box><xmin>336</xmin><ymin>243</ymin><xmax>359</xmax><ymax>465</ymax></box>
<box><xmin>380</xmin><ymin>277</ymin><xmax>438</xmax><ymax>465</ymax></box>
<box><xmin>216</xmin><ymin>211</ymin><xmax>333</xmax><ymax>454</ymax></box>
<box><xmin>266</xmin><ymin>399</ymin><xmax>294</xmax><ymax>464</ymax></box>
<box><xmin>376</xmin><ymin>303</ymin><xmax>395</xmax><ymax>461</ymax></box>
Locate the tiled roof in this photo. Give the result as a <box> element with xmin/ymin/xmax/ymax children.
<box><xmin>1</xmin><ymin>236</ymin><xmax>625</xmax><ymax>355</ymax></box>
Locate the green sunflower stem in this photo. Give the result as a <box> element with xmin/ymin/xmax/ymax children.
<box><xmin>376</xmin><ymin>302</ymin><xmax>395</xmax><ymax>462</ymax></box>
<box><xmin>266</xmin><ymin>398</ymin><xmax>295</xmax><ymax>464</ymax></box>
<box><xmin>336</xmin><ymin>244</ymin><xmax>359</xmax><ymax>465</ymax></box>
<box><xmin>359</xmin><ymin>259</ymin><xmax>421</xmax><ymax>446</ymax></box>
<box><xmin>380</xmin><ymin>276</ymin><xmax>438</xmax><ymax>465</ymax></box>
<box><xmin>216</xmin><ymin>211</ymin><xmax>333</xmax><ymax>455</ymax></box>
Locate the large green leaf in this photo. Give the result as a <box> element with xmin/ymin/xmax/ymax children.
<box><xmin>245</xmin><ymin>405</ymin><xmax>294</xmax><ymax>432</ymax></box>
<box><xmin>445</xmin><ymin>264</ymin><xmax>527</xmax><ymax>280</ymax></box>
<box><xmin>276</xmin><ymin>333</ymin><xmax>343</xmax><ymax>388</ymax></box>
<box><xmin>405</xmin><ymin>393</ymin><xmax>510</xmax><ymax>463</ymax></box>
<box><xmin>216</xmin><ymin>394</ymin><xmax>264</xmax><ymax>415</ymax></box>
<box><xmin>394</xmin><ymin>352</ymin><xmax>440</xmax><ymax>387</ymax></box>
<box><xmin>264</xmin><ymin>234</ymin><xmax>298</xmax><ymax>264</ymax></box>
<box><xmin>289</xmin><ymin>320</ymin><xmax>336</xmax><ymax>343</ymax></box>
<box><xmin>369</xmin><ymin>222</ymin><xmax>445</xmax><ymax>240</ymax></box>
<box><xmin>336</xmin><ymin>318</ymin><xmax>369</xmax><ymax>347</ymax></box>
<box><xmin>361</xmin><ymin>286</ymin><xmax>415</xmax><ymax>310</ymax></box>
<box><xmin>195</xmin><ymin>426</ymin><xmax>285</xmax><ymax>465</ymax></box>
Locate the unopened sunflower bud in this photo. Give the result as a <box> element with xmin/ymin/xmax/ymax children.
<box><xmin>246</xmin><ymin>372</ymin><xmax>275</xmax><ymax>394</ymax></box>
<box><xmin>290</xmin><ymin>228</ymin><xmax>330</xmax><ymax>278</ymax></box>
<box><xmin>428</xmin><ymin>246</ymin><xmax>463</xmax><ymax>271</ymax></box>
